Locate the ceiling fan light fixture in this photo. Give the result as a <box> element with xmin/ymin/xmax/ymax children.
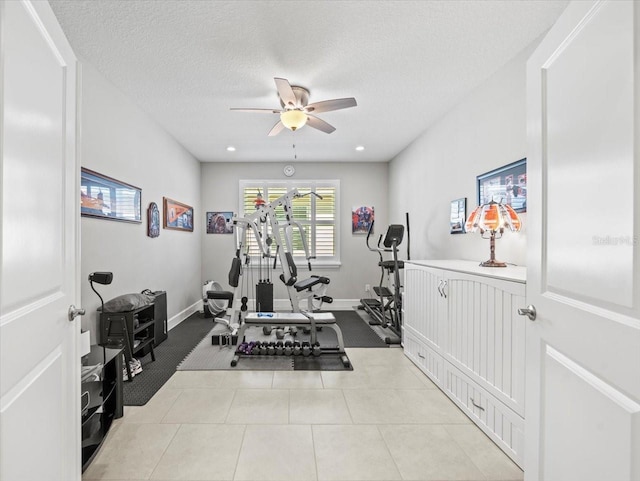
<box><xmin>355</xmin><ymin>145</ymin><xmax>365</xmax><ymax>151</ymax></box>
<box><xmin>226</xmin><ymin>146</ymin><xmax>236</xmax><ymax>152</ymax></box>
<box><xmin>280</xmin><ymin>109</ymin><xmax>308</xmax><ymax>131</ymax></box>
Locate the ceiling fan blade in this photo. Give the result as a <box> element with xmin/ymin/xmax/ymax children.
<box><xmin>268</xmin><ymin>120</ymin><xmax>286</xmax><ymax>137</ymax></box>
<box><xmin>306</xmin><ymin>115</ymin><xmax>336</xmax><ymax>134</ymax></box>
<box><xmin>230</xmin><ymin>108</ymin><xmax>281</xmax><ymax>114</ymax></box>
<box><xmin>305</xmin><ymin>97</ymin><xmax>357</xmax><ymax>114</ymax></box>
<box><xmin>274</xmin><ymin>77</ymin><xmax>297</xmax><ymax>107</ymax></box>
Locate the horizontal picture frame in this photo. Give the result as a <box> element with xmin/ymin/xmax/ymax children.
<box><xmin>477</xmin><ymin>158</ymin><xmax>527</xmax><ymax>213</ymax></box>
<box><xmin>206</xmin><ymin>211</ymin><xmax>234</xmax><ymax>234</ymax></box>
<box><xmin>80</xmin><ymin>168</ymin><xmax>142</xmax><ymax>223</ymax></box>
<box><xmin>163</xmin><ymin>197</ymin><xmax>194</xmax><ymax>232</ymax></box>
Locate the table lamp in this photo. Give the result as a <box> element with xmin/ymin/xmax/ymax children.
<box><xmin>465</xmin><ymin>200</ymin><xmax>521</xmax><ymax>267</ymax></box>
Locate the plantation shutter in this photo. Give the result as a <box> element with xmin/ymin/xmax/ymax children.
<box><xmin>239</xmin><ymin>181</ymin><xmax>339</xmax><ymax>263</ymax></box>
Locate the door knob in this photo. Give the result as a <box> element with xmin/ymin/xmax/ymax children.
<box><xmin>518</xmin><ymin>305</ymin><xmax>537</xmax><ymax>321</ymax></box>
<box><xmin>68</xmin><ymin>305</ymin><xmax>86</xmax><ymax>322</ymax></box>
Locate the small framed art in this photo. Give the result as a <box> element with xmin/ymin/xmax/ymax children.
<box><xmin>352</xmin><ymin>206</ymin><xmax>374</xmax><ymax>235</ymax></box>
<box><xmin>147</xmin><ymin>202</ymin><xmax>160</xmax><ymax>237</ymax></box>
<box><xmin>450</xmin><ymin>198</ymin><xmax>466</xmax><ymax>234</ymax></box>
<box><xmin>206</xmin><ymin>212</ymin><xmax>234</xmax><ymax>234</ymax></box>
<box><xmin>163</xmin><ymin>197</ymin><xmax>194</xmax><ymax>231</ymax></box>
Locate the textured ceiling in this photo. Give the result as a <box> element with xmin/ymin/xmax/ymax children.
<box><xmin>49</xmin><ymin>0</ymin><xmax>568</xmax><ymax>163</ymax></box>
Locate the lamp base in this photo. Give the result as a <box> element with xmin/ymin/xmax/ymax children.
<box><xmin>480</xmin><ymin>259</ymin><xmax>507</xmax><ymax>268</ymax></box>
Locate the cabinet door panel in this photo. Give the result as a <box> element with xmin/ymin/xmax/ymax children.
<box><xmin>445</xmin><ymin>272</ymin><xmax>526</xmax><ymax>415</ymax></box>
<box><xmin>404</xmin><ymin>265</ymin><xmax>443</xmax><ymax>350</ymax></box>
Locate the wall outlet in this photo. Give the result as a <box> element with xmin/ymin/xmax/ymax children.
<box><xmin>365</xmin><ymin>284</ymin><xmax>371</xmax><ymax>292</ymax></box>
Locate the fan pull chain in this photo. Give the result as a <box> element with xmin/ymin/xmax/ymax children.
<box><xmin>292</xmin><ymin>143</ymin><xmax>297</xmax><ymax>160</ymax></box>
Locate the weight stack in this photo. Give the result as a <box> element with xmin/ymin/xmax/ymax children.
<box><xmin>256</xmin><ymin>281</ymin><xmax>273</xmax><ymax>312</ymax></box>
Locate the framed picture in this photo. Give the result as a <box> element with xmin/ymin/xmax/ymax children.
<box><xmin>477</xmin><ymin>158</ymin><xmax>527</xmax><ymax>213</ymax></box>
<box><xmin>352</xmin><ymin>206</ymin><xmax>374</xmax><ymax>235</ymax></box>
<box><xmin>80</xmin><ymin>168</ymin><xmax>142</xmax><ymax>223</ymax></box>
<box><xmin>207</xmin><ymin>211</ymin><xmax>234</xmax><ymax>234</ymax></box>
<box><xmin>163</xmin><ymin>197</ymin><xmax>194</xmax><ymax>231</ymax></box>
<box><xmin>450</xmin><ymin>198</ymin><xmax>466</xmax><ymax>234</ymax></box>
<box><xmin>147</xmin><ymin>202</ymin><xmax>160</xmax><ymax>238</ymax></box>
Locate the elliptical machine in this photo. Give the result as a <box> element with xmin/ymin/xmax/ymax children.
<box><xmin>359</xmin><ymin>214</ymin><xmax>409</xmax><ymax>344</ymax></box>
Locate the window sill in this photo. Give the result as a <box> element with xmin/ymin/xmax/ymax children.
<box><xmin>246</xmin><ymin>261</ymin><xmax>341</xmax><ymax>270</ymax></box>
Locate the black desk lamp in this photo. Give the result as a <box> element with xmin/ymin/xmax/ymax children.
<box><xmin>89</xmin><ymin>272</ymin><xmax>113</xmax><ymax>312</ymax></box>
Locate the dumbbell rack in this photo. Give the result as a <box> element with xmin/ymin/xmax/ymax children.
<box><xmin>231</xmin><ymin>312</ymin><xmax>350</xmax><ymax>368</ymax></box>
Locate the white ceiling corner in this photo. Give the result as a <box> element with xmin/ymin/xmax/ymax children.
<box><xmin>48</xmin><ymin>0</ymin><xmax>569</xmax><ymax>163</ymax></box>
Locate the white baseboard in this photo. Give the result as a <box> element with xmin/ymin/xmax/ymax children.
<box><xmin>168</xmin><ymin>300</ymin><xmax>202</xmax><ymax>331</ymax></box>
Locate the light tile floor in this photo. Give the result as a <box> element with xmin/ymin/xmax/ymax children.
<box><xmin>83</xmin><ymin>347</ymin><xmax>524</xmax><ymax>481</ymax></box>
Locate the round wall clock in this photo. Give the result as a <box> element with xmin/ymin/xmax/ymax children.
<box><xmin>283</xmin><ymin>164</ymin><xmax>295</xmax><ymax>177</ymax></box>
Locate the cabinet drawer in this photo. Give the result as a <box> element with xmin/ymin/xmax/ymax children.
<box><xmin>442</xmin><ymin>361</ymin><xmax>524</xmax><ymax>468</ymax></box>
<box><xmin>403</xmin><ymin>329</ymin><xmax>444</xmax><ymax>387</ymax></box>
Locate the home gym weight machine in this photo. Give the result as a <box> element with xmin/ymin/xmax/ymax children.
<box><xmin>359</xmin><ymin>214</ymin><xmax>410</xmax><ymax>344</ymax></box>
<box><xmin>203</xmin><ymin>189</ymin><xmax>348</xmax><ymax>367</ymax></box>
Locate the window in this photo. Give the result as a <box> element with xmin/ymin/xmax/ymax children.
<box><xmin>239</xmin><ymin>180</ymin><xmax>340</xmax><ymax>265</ymax></box>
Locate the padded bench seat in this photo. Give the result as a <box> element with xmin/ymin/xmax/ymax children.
<box><xmin>294</xmin><ymin>275</ymin><xmax>330</xmax><ymax>292</ymax></box>
<box><xmin>245</xmin><ymin>312</ymin><xmax>336</xmax><ymax>325</ymax></box>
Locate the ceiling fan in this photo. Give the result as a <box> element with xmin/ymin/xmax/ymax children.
<box><xmin>231</xmin><ymin>77</ymin><xmax>357</xmax><ymax>136</ymax></box>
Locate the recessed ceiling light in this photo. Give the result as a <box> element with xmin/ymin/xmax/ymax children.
<box><xmin>226</xmin><ymin>146</ymin><xmax>236</xmax><ymax>152</ymax></box>
<box><xmin>355</xmin><ymin>145</ymin><xmax>365</xmax><ymax>151</ymax></box>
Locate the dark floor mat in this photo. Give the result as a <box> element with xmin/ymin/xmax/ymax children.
<box><xmin>329</xmin><ymin>310</ymin><xmax>390</xmax><ymax>347</ymax></box>
<box><xmin>123</xmin><ymin>311</ymin><xmax>212</xmax><ymax>406</ymax></box>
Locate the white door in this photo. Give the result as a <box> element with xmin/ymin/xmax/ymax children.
<box><xmin>0</xmin><ymin>1</ymin><xmax>80</xmax><ymax>480</ymax></box>
<box><xmin>526</xmin><ymin>1</ymin><xmax>640</xmax><ymax>480</ymax></box>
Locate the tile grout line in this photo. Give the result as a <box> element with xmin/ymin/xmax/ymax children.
<box><xmin>310</xmin><ymin>424</ymin><xmax>320</xmax><ymax>481</ymax></box>
<box><xmin>147</xmin><ymin>422</ymin><xmax>182</xmax><ymax>480</ymax></box>
<box><xmin>230</xmin><ymin>424</ymin><xmax>248</xmax><ymax>481</ymax></box>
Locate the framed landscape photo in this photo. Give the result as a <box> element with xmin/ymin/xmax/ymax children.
<box><xmin>80</xmin><ymin>168</ymin><xmax>142</xmax><ymax>223</ymax></box>
<box><xmin>206</xmin><ymin>211</ymin><xmax>234</xmax><ymax>234</ymax></box>
<box><xmin>477</xmin><ymin>158</ymin><xmax>527</xmax><ymax>213</ymax></box>
<box><xmin>163</xmin><ymin>197</ymin><xmax>194</xmax><ymax>231</ymax></box>
<box><xmin>450</xmin><ymin>198</ymin><xmax>466</xmax><ymax>234</ymax></box>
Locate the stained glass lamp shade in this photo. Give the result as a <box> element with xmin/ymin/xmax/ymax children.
<box><xmin>465</xmin><ymin>200</ymin><xmax>522</xmax><ymax>267</ymax></box>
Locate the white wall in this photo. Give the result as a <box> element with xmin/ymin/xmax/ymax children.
<box><xmin>80</xmin><ymin>64</ymin><xmax>202</xmax><ymax>342</ymax></box>
<box><xmin>200</xmin><ymin>162</ymin><xmax>391</xmax><ymax>305</ymax></box>
<box><xmin>388</xmin><ymin>44</ymin><xmax>535</xmax><ymax>267</ymax></box>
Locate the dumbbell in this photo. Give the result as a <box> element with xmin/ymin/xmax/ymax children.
<box><xmin>284</xmin><ymin>341</ymin><xmax>293</xmax><ymax>356</ymax></box>
<box><xmin>267</xmin><ymin>342</ymin><xmax>276</xmax><ymax>355</ymax></box>
<box><xmin>275</xmin><ymin>329</ymin><xmax>285</xmax><ymax>340</ymax></box>
<box><xmin>292</xmin><ymin>341</ymin><xmax>302</xmax><ymax>356</ymax></box>
<box><xmin>312</xmin><ymin>342</ymin><xmax>322</xmax><ymax>357</ymax></box>
<box><xmin>236</xmin><ymin>342</ymin><xmax>248</xmax><ymax>354</ymax></box>
<box><xmin>289</xmin><ymin>327</ymin><xmax>298</xmax><ymax>336</ymax></box>
<box><xmin>275</xmin><ymin>341</ymin><xmax>284</xmax><ymax>355</ymax></box>
<box><xmin>259</xmin><ymin>343</ymin><xmax>268</xmax><ymax>355</ymax></box>
<box><xmin>302</xmin><ymin>341</ymin><xmax>312</xmax><ymax>357</ymax></box>
<box><xmin>245</xmin><ymin>341</ymin><xmax>257</xmax><ymax>355</ymax></box>
<box><xmin>263</xmin><ymin>326</ymin><xmax>272</xmax><ymax>336</ymax></box>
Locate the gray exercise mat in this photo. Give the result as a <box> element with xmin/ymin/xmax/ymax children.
<box><xmin>177</xmin><ymin>310</ymin><xmax>382</xmax><ymax>371</ymax></box>
<box><xmin>178</xmin><ymin>325</ymin><xmax>294</xmax><ymax>371</ymax></box>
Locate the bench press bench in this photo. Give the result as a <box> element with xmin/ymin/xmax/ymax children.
<box><xmin>231</xmin><ymin>312</ymin><xmax>350</xmax><ymax>368</ymax></box>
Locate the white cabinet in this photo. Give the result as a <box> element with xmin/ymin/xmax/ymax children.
<box><xmin>403</xmin><ymin>260</ymin><xmax>526</xmax><ymax>467</ymax></box>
